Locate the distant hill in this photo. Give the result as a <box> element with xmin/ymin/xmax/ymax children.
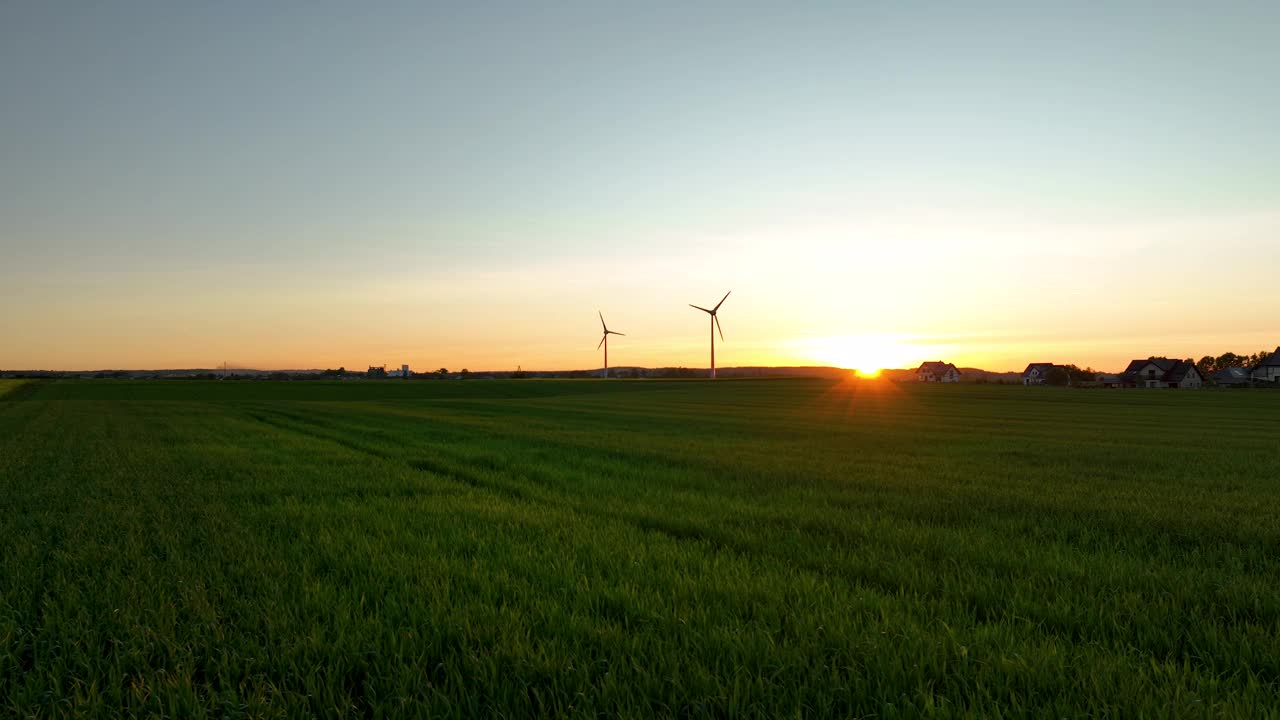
<box><xmin>1</xmin><ymin>365</ymin><xmax>1024</xmax><ymax>382</ymax></box>
<box><xmin>958</xmin><ymin>367</ymin><xmax>1024</xmax><ymax>383</ymax></box>
<box><xmin>877</xmin><ymin>367</ymin><xmax>1021</xmax><ymax>383</ymax></box>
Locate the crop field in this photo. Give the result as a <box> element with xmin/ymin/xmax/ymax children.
<box><xmin>2</xmin><ymin>379</ymin><xmax>1279</xmax><ymax>718</ymax></box>
<box><xmin>0</xmin><ymin>380</ymin><xmax>30</xmax><ymax>400</ymax></box>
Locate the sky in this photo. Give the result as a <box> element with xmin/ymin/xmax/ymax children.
<box><xmin>2</xmin><ymin>1</ymin><xmax>1278</xmax><ymax>373</ymax></box>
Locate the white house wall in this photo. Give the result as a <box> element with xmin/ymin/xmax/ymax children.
<box><xmin>1135</xmin><ymin>363</ymin><xmax>1166</xmax><ymax>388</ymax></box>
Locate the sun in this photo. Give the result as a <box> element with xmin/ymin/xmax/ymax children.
<box><xmin>795</xmin><ymin>335</ymin><xmax>919</xmax><ymax>376</ymax></box>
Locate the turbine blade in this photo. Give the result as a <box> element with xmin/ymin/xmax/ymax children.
<box><xmin>715</xmin><ymin>314</ymin><xmax>724</xmax><ymax>341</ymax></box>
<box><xmin>599</xmin><ymin>310</ymin><xmax>607</xmax><ymax>332</ymax></box>
<box><xmin>597</xmin><ymin>335</ymin><xmax>605</xmax><ymax>350</ymax></box>
<box><xmin>611</xmin><ymin>331</ymin><xmax>626</xmax><ymax>336</ymax></box>
<box><xmin>689</xmin><ymin>304</ymin><xmax>712</xmax><ymax>313</ymax></box>
<box><xmin>713</xmin><ymin>290</ymin><xmax>732</xmax><ymax>312</ymax></box>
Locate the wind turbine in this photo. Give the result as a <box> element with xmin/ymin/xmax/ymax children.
<box><xmin>597</xmin><ymin>311</ymin><xmax>625</xmax><ymax>378</ymax></box>
<box><xmin>689</xmin><ymin>290</ymin><xmax>731</xmax><ymax>378</ymax></box>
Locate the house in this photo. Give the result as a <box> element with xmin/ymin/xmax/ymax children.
<box><xmin>916</xmin><ymin>362</ymin><xmax>961</xmax><ymax>383</ymax></box>
<box><xmin>1120</xmin><ymin>358</ymin><xmax>1203</xmax><ymax>389</ymax></box>
<box><xmin>1097</xmin><ymin>373</ymin><xmax>1125</xmax><ymax>388</ymax></box>
<box><xmin>1022</xmin><ymin>363</ymin><xmax>1059</xmax><ymax>385</ymax></box>
<box><xmin>1251</xmin><ymin>347</ymin><xmax>1280</xmax><ymax>383</ymax></box>
<box><xmin>1210</xmin><ymin>367</ymin><xmax>1252</xmax><ymax>387</ymax></box>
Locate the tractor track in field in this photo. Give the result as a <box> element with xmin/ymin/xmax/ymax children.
<box><xmin>0</xmin><ymin>381</ymin><xmax>41</xmax><ymax>401</ymax></box>
<box><xmin>242</xmin><ymin>406</ymin><xmax>548</xmax><ymax>504</ymax></box>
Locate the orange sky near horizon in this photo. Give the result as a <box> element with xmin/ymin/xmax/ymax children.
<box><xmin>5</xmin><ymin>209</ymin><xmax>1277</xmax><ymax>374</ymax></box>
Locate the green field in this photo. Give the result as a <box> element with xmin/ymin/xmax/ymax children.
<box><xmin>0</xmin><ymin>380</ymin><xmax>30</xmax><ymax>400</ymax></box>
<box><xmin>2</xmin><ymin>379</ymin><xmax>1279</xmax><ymax>718</ymax></box>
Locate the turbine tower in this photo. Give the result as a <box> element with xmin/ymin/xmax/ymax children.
<box><xmin>689</xmin><ymin>290</ymin><xmax>731</xmax><ymax>378</ymax></box>
<box><xmin>597</xmin><ymin>311</ymin><xmax>625</xmax><ymax>378</ymax></box>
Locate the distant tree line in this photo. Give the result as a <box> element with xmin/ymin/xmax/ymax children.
<box><xmin>1043</xmin><ymin>365</ymin><xmax>1098</xmax><ymax>386</ymax></box>
<box><xmin>1195</xmin><ymin>350</ymin><xmax>1273</xmax><ymax>375</ymax></box>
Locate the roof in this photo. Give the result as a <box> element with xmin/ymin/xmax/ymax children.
<box><xmin>1163</xmin><ymin>361</ymin><xmax>1199</xmax><ymax>383</ymax></box>
<box><xmin>1123</xmin><ymin>358</ymin><xmax>1178</xmax><ymax>374</ymax></box>
<box><xmin>1123</xmin><ymin>357</ymin><xmax>1199</xmax><ymax>383</ymax></box>
<box><xmin>1023</xmin><ymin>362</ymin><xmax>1057</xmax><ymax>376</ymax></box>
<box><xmin>916</xmin><ymin>362</ymin><xmax>959</xmax><ymax>374</ymax></box>
<box><xmin>1211</xmin><ymin>367</ymin><xmax>1251</xmax><ymax>381</ymax></box>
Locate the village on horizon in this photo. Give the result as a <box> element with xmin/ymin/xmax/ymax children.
<box><xmin>5</xmin><ymin>346</ymin><xmax>1279</xmax><ymax>388</ymax></box>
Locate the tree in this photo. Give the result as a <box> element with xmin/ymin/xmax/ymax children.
<box><xmin>437</xmin><ymin>368</ymin><xmax>449</xmax><ymax>378</ymax></box>
<box><xmin>1062</xmin><ymin>364</ymin><xmax>1096</xmax><ymax>383</ymax></box>
<box><xmin>1045</xmin><ymin>367</ymin><xmax>1070</xmax><ymax>386</ymax></box>
<box><xmin>1197</xmin><ymin>356</ymin><xmax>1215</xmax><ymax>375</ymax></box>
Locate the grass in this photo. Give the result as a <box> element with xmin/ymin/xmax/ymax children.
<box><xmin>2</xmin><ymin>378</ymin><xmax>1279</xmax><ymax>718</ymax></box>
<box><xmin>0</xmin><ymin>380</ymin><xmax>29</xmax><ymax>400</ymax></box>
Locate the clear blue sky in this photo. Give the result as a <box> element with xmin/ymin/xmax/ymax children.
<box><xmin>3</xmin><ymin>2</ymin><xmax>1278</xmax><ymax>371</ymax></box>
